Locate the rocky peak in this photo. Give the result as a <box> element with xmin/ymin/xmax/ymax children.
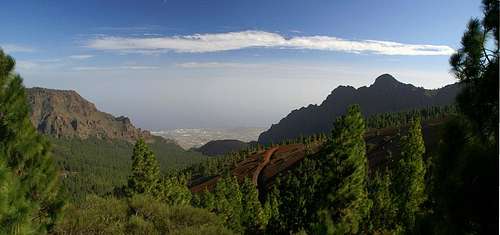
<box><xmin>26</xmin><ymin>87</ymin><xmax>153</xmax><ymax>143</ymax></box>
<box><xmin>371</xmin><ymin>74</ymin><xmax>402</xmax><ymax>88</ymax></box>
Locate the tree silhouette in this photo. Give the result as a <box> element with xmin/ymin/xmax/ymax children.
<box><xmin>449</xmin><ymin>0</ymin><xmax>498</xmax><ymax>141</ymax></box>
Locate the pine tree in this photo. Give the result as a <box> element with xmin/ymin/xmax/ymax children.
<box><xmin>204</xmin><ymin>175</ymin><xmax>243</xmax><ymax>233</ymax></box>
<box><xmin>393</xmin><ymin>118</ymin><xmax>426</xmax><ymax>231</ymax></box>
<box><xmin>314</xmin><ymin>105</ymin><xmax>371</xmax><ymax>234</ymax></box>
<box><xmin>367</xmin><ymin>169</ymin><xmax>402</xmax><ymax>234</ymax></box>
<box><xmin>127</xmin><ymin>138</ymin><xmax>161</xmax><ymax>196</ymax></box>
<box><xmin>263</xmin><ymin>184</ymin><xmax>281</xmax><ymax>233</ymax></box>
<box><xmin>0</xmin><ymin>49</ymin><xmax>63</xmax><ymax>234</ymax></box>
<box><xmin>240</xmin><ymin>177</ymin><xmax>268</xmax><ymax>233</ymax></box>
<box><xmin>275</xmin><ymin>157</ymin><xmax>321</xmax><ymax>233</ymax></box>
<box><xmin>449</xmin><ymin>0</ymin><xmax>498</xmax><ymax>141</ymax></box>
<box><xmin>0</xmin><ymin>156</ymin><xmax>30</xmax><ymax>234</ymax></box>
<box><xmin>431</xmin><ymin>3</ymin><xmax>498</xmax><ymax>230</ymax></box>
<box><xmin>159</xmin><ymin>174</ymin><xmax>192</xmax><ymax>206</ymax></box>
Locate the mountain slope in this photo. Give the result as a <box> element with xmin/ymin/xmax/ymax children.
<box><xmin>27</xmin><ymin>87</ymin><xmax>152</xmax><ymax>142</ymax></box>
<box><xmin>51</xmin><ymin>136</ymin><xmax>205</xmax><ymax>201</ymax></box>
<box><xmin>195</xmin><ymin>139</ymin><xmax>254</xmax><ymax>156</ymax></box>
<box><xmin>191</xmin><ymin>118</ymin><xmax>449</xmax><ymax>194</ymax></box>
<box><xmin>258</xmin><ymin>74</ymin><xmax>460</xmax><ymax>144</ymax></box>
<box><xmin>25</xmin><ymin>87</ymin><xmax>206</xmax><ymax>200</ymax></box>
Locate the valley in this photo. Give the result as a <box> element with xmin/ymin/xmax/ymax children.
<box><xmin>152</xmin><ymin>127</ymin><xmax>265</xmax><ymax>149</ymax></box>
<box><xmin>1</xmin><ymin>2</ymin><xmax>496</xmax><ymax>233</ymax></box>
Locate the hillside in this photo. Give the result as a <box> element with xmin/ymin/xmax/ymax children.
<box><xmin>25</xmin><ymin>87</ymin><xmax>207</xmax><ymax>200</ymax></box>
<box><xmin>195</xmin><ymin>139</ymin><xmax>255</xmax><ymax>156</ymax></box>
<box><xmin>258</xmin><ymin>74</ymin><xmax>460</xmax><ymax>144</ymax></box>
<box><xmin>191</xmin><ymin>117</ymin><xmax>448</xmax><ymax>193</ymax></box>
<box><xmin>52</xmin><ymin>136</ymin><xmax>205</xmax><ymax>201</ymax></box>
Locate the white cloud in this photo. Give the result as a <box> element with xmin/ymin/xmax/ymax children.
<box><xmin>1</xmin><ymin>44</ymin><xmax>35</xmax><ymax>53</ymax></box>
<box><xmin>72</xmin><ymin>65</ymin><xmax>159</xmax><ymax>71</ymax></box>
<box><xmin>69</xmin><ymin>54</ymin><xmax>94</xmax><ymax>59</ymax></box>
<box><xmin>86</xmin><ymin>30</ymin><xmax>455</xmax><ymax>56</ymax></box>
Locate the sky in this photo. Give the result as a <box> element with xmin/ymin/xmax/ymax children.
<box><xmin>0</xmin><ymin>0</ymin><xmax>482</xmax><ymax>130</ymax></box>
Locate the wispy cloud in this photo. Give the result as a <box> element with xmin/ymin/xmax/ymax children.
<box><xmin>34</xmin><ymin>58</ymin><xmax>62</xmax><ymax>63</ymax></box>
<box><xmin>94</xmin><ymin>25</ymin><xmax>162</xmax><ymax>32</ymax></box>
<box><xmin>16</xmin><ymin>60</ymin><xmax>40</xmax><ymax>70</ymax></box>
<box><xmin>176</xmin><ymin>62</ymin><xmax>258</xmax><ymax>69</ymax></box>
<box><xmin>72</xmin><ymin>65</ymin><xmax>159</xmax><ymax>71</ymax></box>
<box><xmin>15</xmin><ymin>59</ymin><xmax>65</xmax><ymax>70</ymax></box>
<box><xmin>86</xmin><ymin>30</ymin><xmax>455</xmax><ymax>56</ymax></box>
<box><xmin>175</xmin><ymin>61</ymin><xmax>350</xmax><ymax>73</ymax></box>
<box><xmin>69</xmin><ymin>54</ymin><xmax>94</xmax><ymax>60</ymax></box>
<box><xmin>1</xmin><ymin>44</ymin><xmax>35</xmax><ymax>53</ymax></box>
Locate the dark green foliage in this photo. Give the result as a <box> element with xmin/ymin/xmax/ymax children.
<box><xmin>0</xmin><ymin>156</ymin><xmax>31</xmax><ymax>235</ymax></box>
<box><xmin>198</xmin><ymin>176</ymin><xmax>244</xmax><ymax>232</ymax></box>
<box><xmin>50</xmin><ymin>136</ymin><xmax>205</xmax><ymax>201</ymax></box>
<box><xmin>125</xmin><ymin>138</ymin><xmax>194</xmax><ymax>207</ymax></box>
<box><xmin>393</xmin><ymin>119</ymin><xmax>426</xmax><ymax>231</ymax></box>
<box><xmin>270</xmin><ymin>157</ymin><xmax>321</xmax><ymax>233</ymax></box>
<box><xmin>196</xmin><ymin>176</ymin><xmax>272</xmax><ymax>234</ymax></box>
<box><xmin>430</xmin><ymin>118</ymin><xmax>498</xmax><ymax>234</ymax></box>
<box><xmin>263</xmin><ymin>184</ymin><xmax>281</xmax><ymax>233</ymax></box>
<box><xmin>367</xmin><ymin>169</ymin><xmax>402</xmax><ymax>234</ymax></box>
<box><xmin>128</xmin><ymin>138</ymin><xmax>161</xmax><ymax>196</ymax></box>
<box><xmin>240</xmin><ymin>177</ymin><xmax>269</xmax><ymax>233</ymax></box>
<box><xmin>266</xmin><ymin>105</ymin><xmax>374</xmax><ymax>234</ymax></box>
<box><xmin>365</xmin><ymin>119</ymin><xmax>429</xmax><ymax>234</ymax></box>
<box><xmin>314</xmin><ymin>105</ymin><xmax>371</xmax><ymax>234</ymax></box>
<box><xmin>188</xmin><ymin>148</ymin><xmax>257</xmax><ymax>177</ymax></box>
<box><xmin>0</xmin><ymin>49</ymin><xmax>63</xmax><ymax>234</ymax></box>
<box><xmin>449</xmin><ymin>0</ymin><xmax>498</xmax><ymax>141</ymax></box>
<box><xmin>196</xmin><ymin>139</ymin><xmax>250</xmax><ymax>156</ymax></box>
<box><xmin>426</xmin><ymin>1</ymin><xmax>499</xmax><ymax>233</ymax></box>
<box><xmin>53</xmin><ymin>194</ymin><xmax>233</xmax><ymax>235</ymax></box>
<box><xmin>158</xmin><ymin>174</ymin><xmax>192</xmax><ymax>206</ymax></box>
<box><xmin>366</xmin><ymin>105</ymin><xmax>456</xmax><ymax>129</ymax></box>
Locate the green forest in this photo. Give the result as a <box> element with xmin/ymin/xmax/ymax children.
<box><xmin>0</xmin><ymin>0</ymin><xmax>498</xmax><ymax>234</ymax></box>
<box><xmin>49</xmin><ymin>136</ymin><xmax>205</xmax><ymax>201</ymax></box>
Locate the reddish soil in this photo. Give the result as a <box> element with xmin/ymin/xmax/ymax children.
<box><xmin>189</xmin><ymin>118</ymin><xmax>448</xmax><ymax>193</ymax></box>
<box><xmin>190</xmin><ymin>176</ymin><xmax>221</xmax><ymax>193</ymax></box>
<box><xmin>260</xmin><ymin>143</ymin><xmax>306</xmax><ymax>183</ymax></box>
<box><xmin>252</xmin><ymin>147</ymin><xmax>279</xmax><ymax>185</ymax></box>
<box><xmin>189</xmin><ymin>144</ymin><xmax>315</xmax><ymax>193</ymax></box>
<box><xmin>231</xmin><ymin>150</ymin><xmax>266</xmax><ymax>181</ymax></box>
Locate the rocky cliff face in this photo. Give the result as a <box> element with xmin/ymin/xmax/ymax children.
<box><xmin>26</xmin><ymin>87</ymin><xmax>153</xmax><ymax>143</ymax></box>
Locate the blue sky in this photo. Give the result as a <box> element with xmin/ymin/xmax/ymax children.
<box><xmin>0</xmin><ymin>0</ymin><xmax>482</xmax><ymax>130</ymax></box>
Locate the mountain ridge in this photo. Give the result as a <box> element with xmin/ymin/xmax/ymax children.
<box><xmin>258</xmin><ymin>74</ymin><xmax>460</xmax><ymax>144</ymax></box>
